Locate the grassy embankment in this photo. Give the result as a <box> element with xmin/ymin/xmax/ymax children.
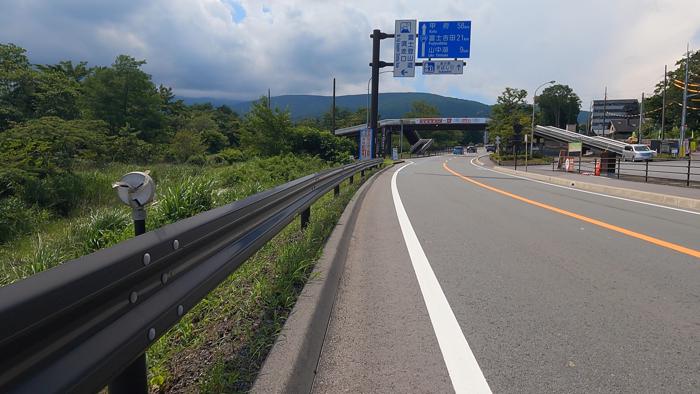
<box><xmin>0</xmin><ymin>155</ymin><xmax>380</xmax><ymax>392</ymax></box>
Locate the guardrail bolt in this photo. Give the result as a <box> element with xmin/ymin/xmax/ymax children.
<box><xmin>142</xmin><ymin>253</ymin><xmax>151</xmax><ymax>266</ymax></box>
<box><xmin>177</xmin><ymin>305</ymin><xmax>184</xmax><ymax>317</ymax></box>
<box><xmin>148</xmin><ymin>328</ymin><xmax>156</xmax><ymax>341</ymax></box>
<box><xmin>334</xmin><ymin>184</ymin><xmax>340</xmax><ymax>197</ymax></box>
<box><xmin>129</xmin><ymin>291</ymin><xmax>138</xmax><ymax>304</ymax></box>
<box><xmin>301</xmin><ymin>207</ymin><xmax>311</xmax><ymax>229</ymax></box>
<box><xmin>172</xmin><ymin>239</ymin><xmax>180</xmax><ymax>250</ymax></box>
<box><xmin>161</xmin><ymin>272</ymin><xmax>169</xmax><ymax>285</ymax></box>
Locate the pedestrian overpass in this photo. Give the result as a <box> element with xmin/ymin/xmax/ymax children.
<box><xmin>335</xmin><ymin>117</ymin><xmax>490</xmax><ymax>155</ymax></box>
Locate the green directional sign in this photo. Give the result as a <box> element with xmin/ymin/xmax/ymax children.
<box><xmin>568</xmin><ymin>142</ymin><xmax>582</xmax><ymax>153</ymax></box>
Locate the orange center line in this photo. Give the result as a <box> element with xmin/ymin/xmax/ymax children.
<box><xmin>442</xmin><ymin>162</ymin><xmax>700</xmax><ymax>260</ymax></box>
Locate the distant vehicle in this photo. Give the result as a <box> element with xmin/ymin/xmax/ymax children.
<box><xmin>485</xmin><ymin>144</ymin><xmax>496</xmax><ymax>153</ymax></box>
<box><xmin>466</xmin><ymin>146</ymin><xmax>477</xmax><ymax>153</ymax></box>
<box><xmin>452</xmin><ymin>146</ymin><xmax>464</xmax><ymax>155</ymax></box>
<box><xmin>622</xmin><ymin>144</ymin><xmax>656</xmax><ymax>161</ymax></box>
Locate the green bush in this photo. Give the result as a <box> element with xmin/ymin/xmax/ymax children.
<box><xmin>218</xmin><ymin>148</ymin><xmax>247</xmax><ymax>163</ymax></box>
<box><xmin>20</xmin><ymin>173</ymin><xmax>90</xmax><ymax>215</ymax></box>
<box><xmin>186</xmin><ymin>154</ymin><xmax>207</xmax><ymax>166</ymax></box>
<box><xmin>0</xmin><ymin>197</ymin><xmax>51</xmax><ymax>243</ymax></box>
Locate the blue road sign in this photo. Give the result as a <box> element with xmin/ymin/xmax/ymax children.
<box><xmin>418</xmin><ymin>21</ymin><xmax>471</xmax><ymax>59</ymax></box>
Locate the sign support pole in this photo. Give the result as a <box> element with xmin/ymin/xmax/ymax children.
<box><xmin>371</xmin><ymin>29</ymin><xmax>381</xmax><ymax>158</ymax></box>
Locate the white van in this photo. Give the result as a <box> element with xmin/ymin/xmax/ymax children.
<box><xmin>621</xmin><ymin>144</ymin><xmax>656</xmax><ymax>161</ymax></box>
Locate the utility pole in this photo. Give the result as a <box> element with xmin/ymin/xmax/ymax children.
<box><xmin>680</xmin><ymin>44</ymin><xmax>690</xmax><ymax>156</ymax></box>
<box><xmin>602</xmin><ymin>86</ymin><xmax>607</xmax><ymax>136</ymax></box>
<box><xmin>587</xmin><ymin>101</ymin><xmax>593</xmax><ymax>135</ymax></box>
<box><xmin>331</xmin><ymin>77</ymin><xmax>336</xmax><ymax>132</ymax></box>
<box><xmin>638</xmin><ymin>92</ymin><xmax>644</xmax><ymax>144</ymax></box>
<box><xmin>661</xmin><ymin>65</ymin><xmax>667</xmax><ymax>140</ymax></box>
<box><xmin>267</xmin><ymin>88</ymin><xmax>271</xmax><ymax>109</ymax></box>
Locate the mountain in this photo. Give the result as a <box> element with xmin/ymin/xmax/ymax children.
<box><xmin>179</xmin><ymin>93</ymin><xmax>491</xmax><ymax>121</ymax></box>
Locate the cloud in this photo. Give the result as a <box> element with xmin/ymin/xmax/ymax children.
<box><xmin>1</xmin><ymin>0</ymin><xmax>699</xmax><ymax>105</ymax></box>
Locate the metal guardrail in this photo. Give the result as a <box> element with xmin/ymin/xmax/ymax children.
<box><xmin>553</xmin><ymin>157</ymin><xmax>699</xmax><ymax>187</ymax></box>
<box><xmin>0</xmin><ymin>158</ymin><xmax>382</xmax><ymax>393</ymax></box>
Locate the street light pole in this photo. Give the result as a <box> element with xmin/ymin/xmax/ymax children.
<box><xmin>366</xmin><ymin>71</ymin><xmax>392</xmax><ymax>126</ymax></box>
<box><xmin>529</xmin><ymin>80</ymin><xmax>555</xmax><ymax>170</ymax></box>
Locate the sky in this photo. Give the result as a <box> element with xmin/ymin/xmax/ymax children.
<box><xmin>1</xmin><ymin>0</ymin><xmax>699</xmax><ymax>106</ymax></box>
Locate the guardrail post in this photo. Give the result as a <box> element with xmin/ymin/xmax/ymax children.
<box><xmin>110</xmin><ymin>172</ymin><xmax>153</xmax><ymax>394</ymax></box>
<box><xmin>645</xmin><ymin>160</ymin><xmax>649</xmax><ymax>182</ymax></box>
<box><xmin>617</xmin><ymin>157</ymin><xmax>621</xmax><ymax>179</ymax></box>
<box><xmin>361</xmin><ymin>169</ymin><xmax>365</xmax><ymax>178</ymax></box>
<box><xmin>334</xmin><ymin>184</ymin><xmax>340</xmax><ymax>197</ymax></box>
<box><xmin>301</xmin><ymin>207</ymin><xmax>311</xmax><ymax>229</ymax></box>
<box><xmin>687</xmin><ymin>158</ymin><xmax>692</xmax><ymax>187</ymax></box>
<box><xmin>349</xmin><ymin>174</ymin><xmax>353</xmax><ymax>184</ymax></box>
<box><xmin>109</xmin><ymin>355</ymin><xmax>148</xmax><ymax>394</ymax></box>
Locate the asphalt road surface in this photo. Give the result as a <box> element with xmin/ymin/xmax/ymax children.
<box><xmin>311</xmin><ymin>153</ymin><xmax>699</xmax><ymax>393</ymax></box>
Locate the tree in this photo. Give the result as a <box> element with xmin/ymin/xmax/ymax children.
<box><xmin>0</xmin><ymin>43</ymin><xmax>35</xmax><ymax>130</ymax></box>
<box><xmin>36</xmin><ymin>60</ymin><xmax>91</xmax><ymax>83</ymax></box>
<box><xmin>645</xmin><ymin>49</ymin><xmax>700</xmax><ymax>137</ymax></box>
<box><xmin>33</xmin><ymin>68</ymin><xmax>81</xmax><ymax>119</ymax></box>
<box><xmin>82</xmin><ymin>55</ymin><xmax>163</xmax><ymax>140</ymax></box>
<box><xmin>169</xmin><ymin>130</ymin><xmax>206</xmax><ymax>163</ymax></box>
<box><xmin>487</xmin><ymin>87</ymin><xmax>532</xmax><ymax>147</ymax></box>
<box><xmin>212</xmin><ymin>105</ymin><xmax>241</xmax><ymax>146</ymax></box>
<box><xmin>240</xmin><ymin>97</ymin><xmax>293</xmax><ymax>156</ymax></box>
<box><xmin>404</xmin><ymin>100</ymin><xmax>440</xmax><ymax>118</ymax></box>
<box><xmin>0</xmin><ymin>117</ymin><xmax>109</xmax><ymax>177</ymax></box>
<box><xmin>537</xmin><ymin>84</ymin><xmax>581</xmax><ymax>129</ymax></box>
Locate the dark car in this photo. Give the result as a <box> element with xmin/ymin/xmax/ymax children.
<box><xmin>466</xmin><ymin>146</ymin><xmax>477</xmax><ymax>153</ymax></box>
<box><xmin>485</xmin><ymin>144</ymin><xmax>496</xmax><ymax>152</ymax></box>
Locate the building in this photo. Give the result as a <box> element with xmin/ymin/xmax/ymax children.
<box><xmin>590</xmin><ymin>99</ymin><xmax>639</xmax><ymax>136</ymax></box>
<box><xmin>609</xmin><ymin>118</ymin><xmax>640</xmax><ymax>141</ymax></box>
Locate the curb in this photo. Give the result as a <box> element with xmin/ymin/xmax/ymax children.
<box><xmin>251</xmin><ymin>164</ymin><xmax>391</xmax><ymax>394</ymax></box>
<box><xmin>487</xmin><ymin>161</ymin><xmax>700</xmax><ymax>212</ymax></box>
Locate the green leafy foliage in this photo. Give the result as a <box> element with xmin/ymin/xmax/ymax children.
<box><xmin>488</xmin><ymin>87</ymin><xmax>532</xmax><ymax>145</ymax></box>
<box><xmin>0</xmin><ymin>116</ymin><xmax>110</xmax><ymax>176</ymax></box>
<box><xmin>170</xmin><ymin>130</ymin><xmax>207</xmax><ymax>163</ymax></box>
<box><xmin>81</xmin><ymin>55</ymin><xmax>163</xmax><ymax>139</ymax></box>
<box><xmin>537</xmin><ymin>84</ymin><xmax>581</xmax><ymax>128</ymax></box>
<box><xmin>645</xmin><ymin>49</ymin><xmax>700</xmax><ymax>135</ymax></box>
<box><xmin>0</xmin><ymin>197</ymin><xmax>51</xmax><ymax>243</ymax></box>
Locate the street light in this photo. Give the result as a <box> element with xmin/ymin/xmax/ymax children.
<box><xmin>528</xmin><ymin>80</ymin><xmax>556</xmax><ymax>170</ymax></box>
<box><xmin>366</xmin><ymin>70</ymin><xmax>393</xmax><ymax>126</ymax></box>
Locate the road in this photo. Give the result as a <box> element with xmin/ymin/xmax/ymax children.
<box><xmin>311</xmin><ymin>153</ymin><xmax>700</xmax><ymax>393</ymax></box>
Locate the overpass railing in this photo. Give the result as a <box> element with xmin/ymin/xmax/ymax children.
<box><xmin>0</xmin><ymin>158</ymin><xmax>382</xmax><ymax>393</ymax></box>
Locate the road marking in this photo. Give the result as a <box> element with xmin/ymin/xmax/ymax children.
<box><xmin>391</xmin><ymin>162</ymin><xmax>492</xmax><ymax>394</ymax></box>
<box><xmin>469</xmin><ymin>156</ymin><xmax>700</xmax><ymax>216</ymax></box>
<box><xmin>444</xmin><ymin>162</ymin><xmax>700</xmax><ymax>260</ymax></box>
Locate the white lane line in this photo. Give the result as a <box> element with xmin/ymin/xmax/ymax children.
<box><xmin>391</xmin><ymin>162</ymin><xmax>492</xmax><ymax>394</ymax></box>
<box><xmin>469</xmin><ymin>156</ymin><xmax>700</xmax><ymax>216</ymax></box>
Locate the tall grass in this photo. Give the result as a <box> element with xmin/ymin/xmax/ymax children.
<box><xmin>0</xmin><ymin>154</ymin><xmax>375</xmax><ymax>392</ymax></box>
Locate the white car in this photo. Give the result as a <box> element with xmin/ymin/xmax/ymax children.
<box><xmin>621</xmin><ymin>144</ymin><xmax>656</xmax><ymax>161</ymax></box>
